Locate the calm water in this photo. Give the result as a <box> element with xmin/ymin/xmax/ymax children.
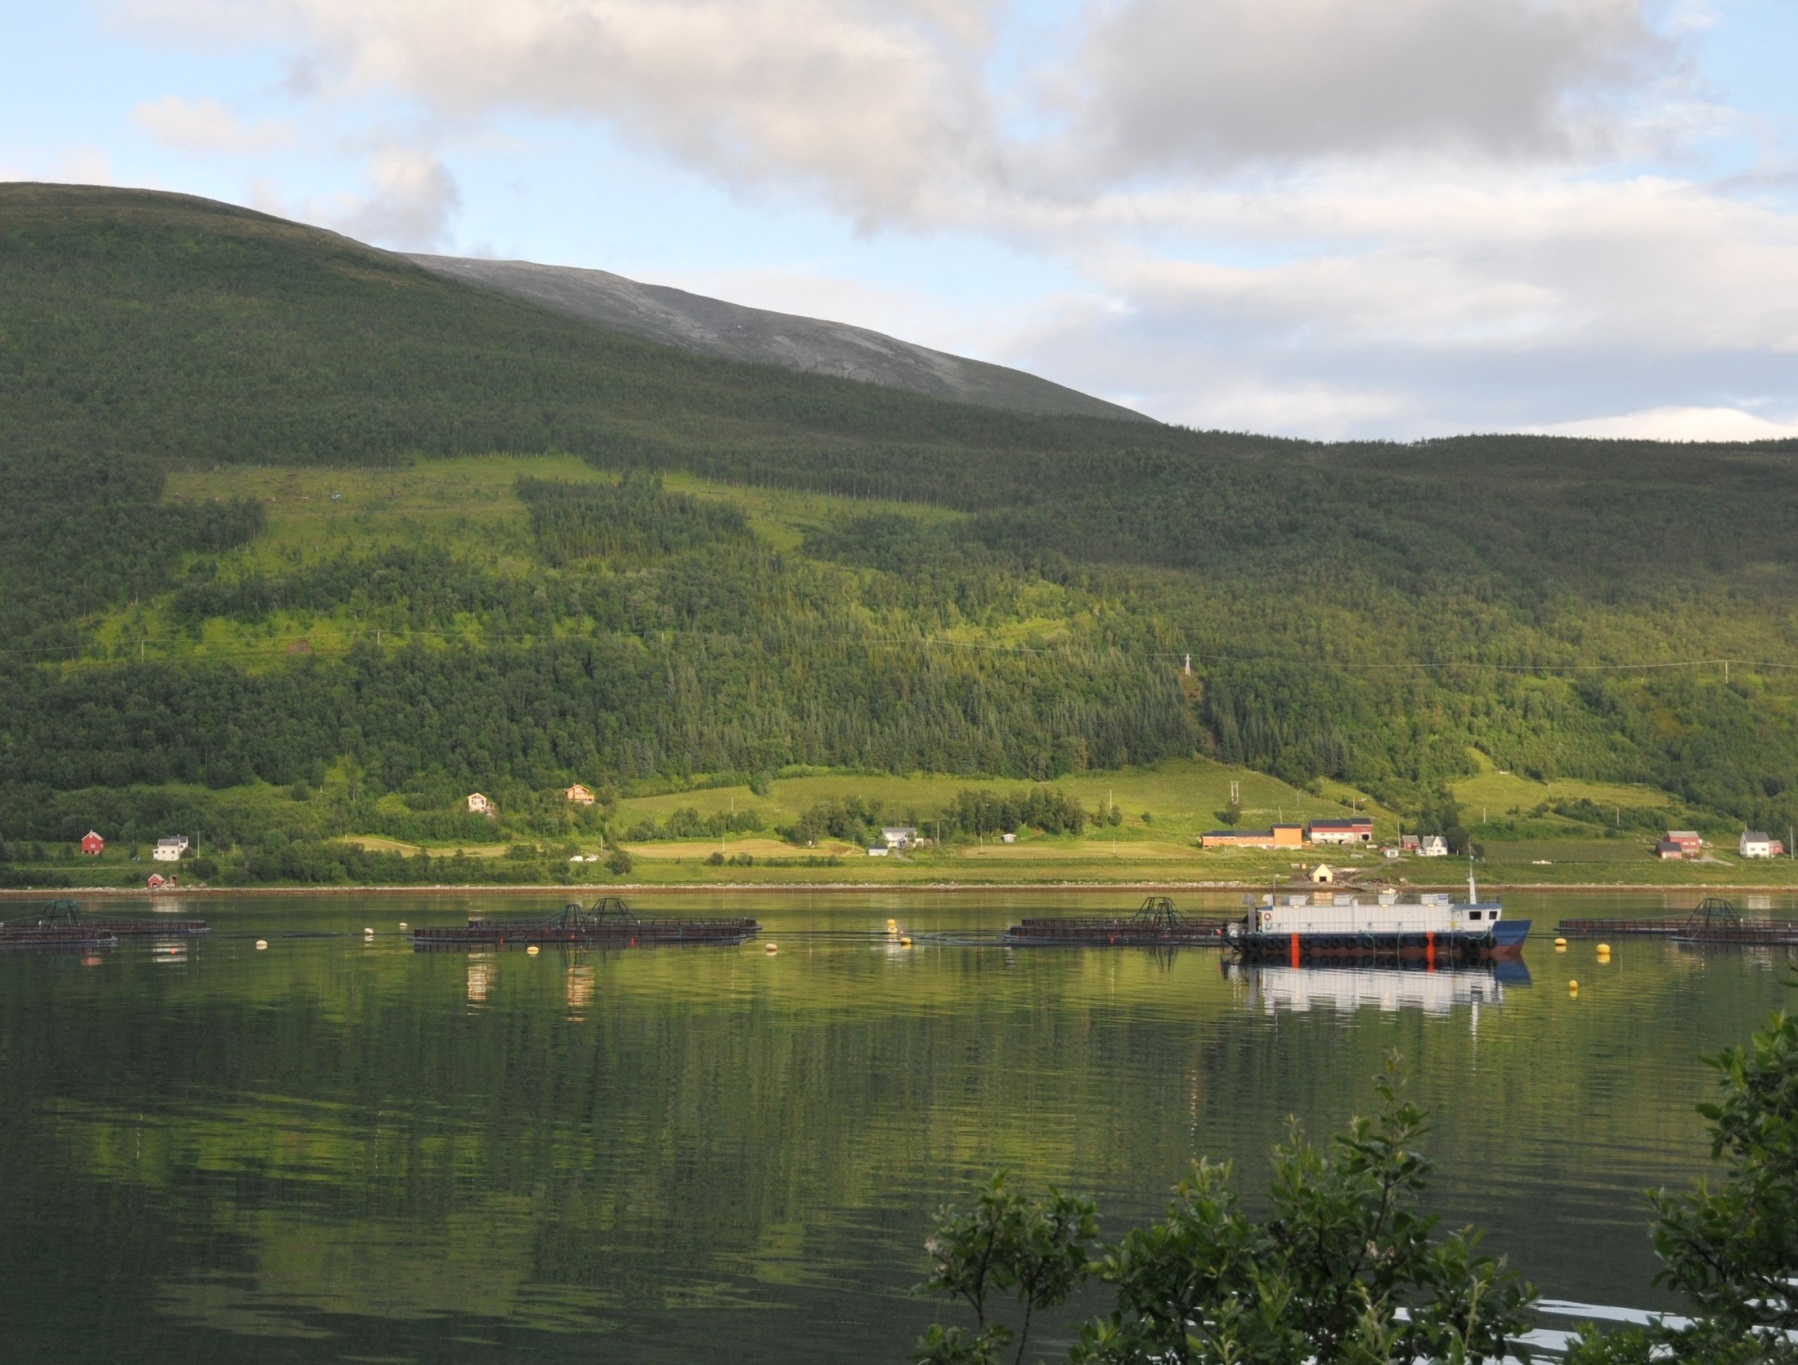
<box><xmin>0</xmin><ymin>889</ymin><xmax>1791</xmax><ymax>1362</ymax></box>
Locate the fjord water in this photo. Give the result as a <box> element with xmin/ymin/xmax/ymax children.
<box><xmin>0</xmin><ymin>890</ymin><xmax>1789</xmax><ymax>1362</ymax></box>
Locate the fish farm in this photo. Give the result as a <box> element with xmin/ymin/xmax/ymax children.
<box><xmin>1558</xmin><ymin>897</ymin><xmax>1798</xmax><ymax>946</ymax></box>
<box><xmin>1007</xmin><ymin>896</ymin><xmax>1235</xmax><ymax>946</ymax></box>
<box><xmin>0</xmin><ymin>898</ymin><xmax>209</xmax><ymax>948</ymax></box>
<box><xmin>411</xmin><ymin>897</ymin><xmax>761</xmax><ymax>950</ymax></box>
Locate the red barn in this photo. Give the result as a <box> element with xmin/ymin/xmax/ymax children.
<box><xmin>80</xmin><ymin>830</ymin><xmax>105</xmax><ymax>856</ymax></box>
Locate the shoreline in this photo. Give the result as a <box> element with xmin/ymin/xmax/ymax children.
<box><xmin>4</xmin><ymin>879</ymin><xmax>1797</xmax><ymax>898</ymax></box>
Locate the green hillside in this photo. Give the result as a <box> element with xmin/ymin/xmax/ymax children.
<box><xmin>3</xmin><ymin>183</ymin><xmax>1797</xmax><ymax>885</ymax></box>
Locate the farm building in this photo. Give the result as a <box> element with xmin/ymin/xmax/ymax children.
<box><xmin>1664</xmin><ymin>830</ymin><xmax>1703</xmax><ymax>857</ymax></box>
<box><xmin>564</xmin><ymin>783</ymin><xmax>596</xmax><ymax>806</ymax></box>
<box><xmin>1202</xmin><ymin>825</ymin><xmax>1304</xmax><ymax>850</ymax></box>
<box><xmin>152</xmin><ymin>836</ymin><xmax>189</xmax><ymax>863</ymax></box>
<box><xmin>1307</xmin><ymin>818</ymin><xmax>1374</xmax><ymax>845</ymax></box>
<box><xmin>80</xmin><ymin>830</ymin><xmax>105</xmax><ymax>856</ymax></box>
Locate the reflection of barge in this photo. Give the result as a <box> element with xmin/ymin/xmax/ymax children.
<box><xmin>1233</xmin><ymin>961</ymin><xmax>1524</xmax><ymax>1014</ymax></box>
<box><xmin>1229</xmin><ymin>872</ymin><xmax>1527</xmax><ymax>965</ymax></box>
<box><xmin>1008</xmin><ymin>897</ymin><xmax>1233</xmax><ymax>946</ymax></box>
<box><xmin>411</xmin><ymin>897</ymin><xmax>759</xmax><ymax>950</ymax></box>
<box><xmin>0</xmin><ymin>898</ymin><xmax>208</xmax><ymax>948</ymax></box>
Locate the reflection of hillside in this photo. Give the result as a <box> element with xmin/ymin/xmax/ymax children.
<box><xmin>0</xmin><ymin>928</ymin><xmax>1788</xmax><ymax>1349</ymax></box>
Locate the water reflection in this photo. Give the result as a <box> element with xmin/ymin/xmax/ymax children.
<box><xmin>466</xmin><ymin>951</ymin><xmax>493</xmax><ymax>1004</ymax></box>
<box><xmin>1230</xmin><ymin>961</ymin><xmax>1524</xmax><ymax>1015</ymax></box>
<box><xmin>0</xmin><ymin>892</ymin><xmax>1787</xmax><ymax>1363</ymax></box>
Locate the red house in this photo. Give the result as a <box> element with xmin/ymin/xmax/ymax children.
<box><xmin>80</xmin><ymin>830</ymin><xmax>105</xmax><ymax>856</ymax></box>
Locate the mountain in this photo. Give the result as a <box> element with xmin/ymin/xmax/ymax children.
<box><xmin>406</xmin><ymin>253</ymin><xmax>1147</xmax><ymax>422</ymax></box>
<box><xmin>3</xmin><ymin>181</ymin><xmax>1798</xmax><ymax>879</ymax></box>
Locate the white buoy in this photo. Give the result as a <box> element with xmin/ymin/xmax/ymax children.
<box><xmin>397</xmin><ymin>921</ymin><xmax>408</xmax><ymax>930</ymax></box>
<box><xmin>255</xmin><ymin>939</ymin><xmax>268</xmax><ymax>951</ymax></box>
<box><xmin>526</xmin><ymin>944</ymin><xmax>540</xmax><ymax>956</ymax></box>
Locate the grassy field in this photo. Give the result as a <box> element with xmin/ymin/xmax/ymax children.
<box><xmin>611</xmin><ymin>757</ymin><xmax>1373</xmax><ymax>843</ymax></box>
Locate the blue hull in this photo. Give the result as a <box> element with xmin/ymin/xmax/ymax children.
<box><xmin>1493</xmin><ymin>919</ymin><xmax>1531</xmax><ymax>948</ymax></box>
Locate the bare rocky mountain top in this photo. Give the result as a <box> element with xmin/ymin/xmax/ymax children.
<box><xmin>406</xmin><ymin>254</ymin><xmax>1149</xmax><ymax>423</ymax></box>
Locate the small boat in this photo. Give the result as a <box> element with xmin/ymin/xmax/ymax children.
<box><xmin>411</xmin><ymin>896</ymin><xmax>759</xmax><ymax>950</ymax></box>
<box><xmin>1230</xmin><ymin>867</ymin><xmax>1528</xmax><ymax>965</ymax></box>
<box><xmin>1008</xmin><ymin>896</ymin><xmax>1234</xmax><ymax>946</ymax></box>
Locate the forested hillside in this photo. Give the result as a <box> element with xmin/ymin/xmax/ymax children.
<box><xmin>4</xmin><ymin>183</ymin><xmax>1798</xmax><ymax>873</ymax></box>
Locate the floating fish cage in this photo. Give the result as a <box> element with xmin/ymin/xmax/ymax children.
<box><xmin>1007</xmin><ymin>897</ymin><xmax>1234</xmax><ymax>947</ymax></box>
<box><xmin>411</xmin><ymin>896</ymin><xmax>760</xmax><ymax>951</ymax></box>
<box><xmin>1559</xmin><ymin>897</ymin><xmax>1798</xmax><ymax>947</ymax></box>
<box><xmin>35</xmin><ymin>898</ymin><xmax>208</xmax><ymax>936</ymax></box>
<box><xmin>0</xmin><ymin>898</ymin><xmax>207</xmax><ymax>948</ymax></box>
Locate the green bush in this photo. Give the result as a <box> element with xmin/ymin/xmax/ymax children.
<box><xmin>914</xmin><ymin>1065</ymin><xmax>1533</xmax><ymax>1365</ymax></box>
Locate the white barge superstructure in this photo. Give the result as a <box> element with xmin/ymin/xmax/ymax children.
<box><xmin>1229</xmin><ymin>871</ymin><xmax>1527</xmax><ymax>964</ymax></box>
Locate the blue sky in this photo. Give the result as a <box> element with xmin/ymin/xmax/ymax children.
<box><xmin>6</xmin><ymin>0</ymin><xmax>1798</xmax><ymax>440</ymax></box>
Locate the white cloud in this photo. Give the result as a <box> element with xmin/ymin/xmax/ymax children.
<box><xmin>1527</xmin><ymin>406</ymin><xmax>1798</xmax><ymax>441</ymax></box>
<box><xmin>119</xmin><ymin>0</ymin><xmax>1007</xmax><ymax>225</ymax></box>
<box><xmin>327</xmin><ymin>146</ymin><xmax>461</xmax><ymax>248</ymax></box>
<box><xmin>243</xmin><ymin>145</ymin><xmax>461</xmax><ymax>249</ymax></box>
<box><xmin>133</xmin><ymin>96</ymin><xmax>295</xmax><ymax>153</ymax></box>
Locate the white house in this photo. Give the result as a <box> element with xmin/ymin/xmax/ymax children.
<box><xmin>880</xmin><ymin>826</ymin><xmax>918</xmax><ymax>848</ymax></box>
<box><xmin>1417</xmin><ymin>835</ymin><xmax>1449</xmax><ymax>858</ymax></box>
<box><xmin>467</xmin><ymin>792</ymin><xmax>496</xmax><ymax>815</ymax></box>
<box><xmin>152</xmin><ymin>835</ymin><xmax>190</xmax><ymax>863</ymax></box>
<box><xmin>1741</xmin><ymin>830</ymin><xmax>1779</xmax><ymax>858</ymax></box>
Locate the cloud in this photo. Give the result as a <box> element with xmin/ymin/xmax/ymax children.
<box><xmin>328</xmin><ymin>146</ymin><xmax>461</xmax><ymax>249</ymax></box>
<box><xmin>1056</xmin><ymin>0</ymin><xmax>1672</xmax><ymax>177</ymax></box>
<box><xmin>133</xmin><ymin>96</ymin><xmax>295</xmax><ymax>153</ymax></box>
<box><xmin>114</xmin><ymin>0</ymin><xmax>1687</xmax><ymax>223</ymax></box>
<box><xmin>120</xmin><ymin>0</ymin><xmax>1006</xmax><ymax>225</ymax></box>
<box><xmin>1527</xmin><ymin>406</ymin><xmax>1798</xmax><ymax>441</ymax></box>
<box><xmin>242</xmin><ymin>143</ymin><xmax>461</xmax><ymax>249</ymax></box>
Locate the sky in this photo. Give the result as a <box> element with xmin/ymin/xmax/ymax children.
<box><xmin>5</xmin><ymin>0</ymin><xmax>1798</xmax><ymax>440</ymax></box>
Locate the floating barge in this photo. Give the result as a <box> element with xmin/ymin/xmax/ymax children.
<box><xmin>411</xmin><ymin>896</ymin><xmax>760</xmax><ymax>951</ymax></box>
<box><xmin>1558</xmin><ymin>897</ymin><xmax>1798</xmax><ymax>946</ymax></box>
<box><xmin>1230</xmin><ymin>873</ymin><xmax>1527</xmax><ymax>965</ymax></box>
<box><xmin>0</xmin><ymin>899</ymin><xmax>208</xmax><ymax>948</ymax></box>
<box><xmin>1007</xmin><ymin>897</ymin><xmax>1234</xmax><ymax>947</ymax></box>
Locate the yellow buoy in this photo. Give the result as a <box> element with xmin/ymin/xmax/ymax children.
<box><xmin>886</xmin><ymin>918</ymin><xmax>898</xmax><ymax>933</ymax></box>
<box><xmin>255</xmin><ymin>939</ymin><xmax>268</xmax><ymax>951</ymax></box>
<box><xmin>1554</xmin><ymin>937</ymin><xmax>1568</xmax><ymax>948</ymax></box>
<box><xmin>526</xmin><ymin>944</ymin><xmax>540</xmax><ymax>956</ymax></box>
<box><xmin>765</xmin><ymin>943</ymin><xmax>778</xmax><ymax>954</ymax></box>
<box><xmin>1597</xmin><ymin>943</ymin><xmax>1612</xmax><ymax>956</ymax></box>
<box><xmin>1569</xmin><ymin>980</ymin><xmax>1580</xmax><ymax>993</ymax></box>
<box><xmin>363</xmin><ymin>927</ymin><xmax>375</xmax><ymax>937</ymax></box>
<box><xmin>900</xmin><ymin>936</ymin><xmax>913</xmax><ymax>947</ymax></box>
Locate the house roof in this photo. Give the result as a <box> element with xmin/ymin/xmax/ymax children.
<box><xmin>1308</xmin><ymin>818</ymin><xmax>1372</xmax><ymax>828</ymax></box>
